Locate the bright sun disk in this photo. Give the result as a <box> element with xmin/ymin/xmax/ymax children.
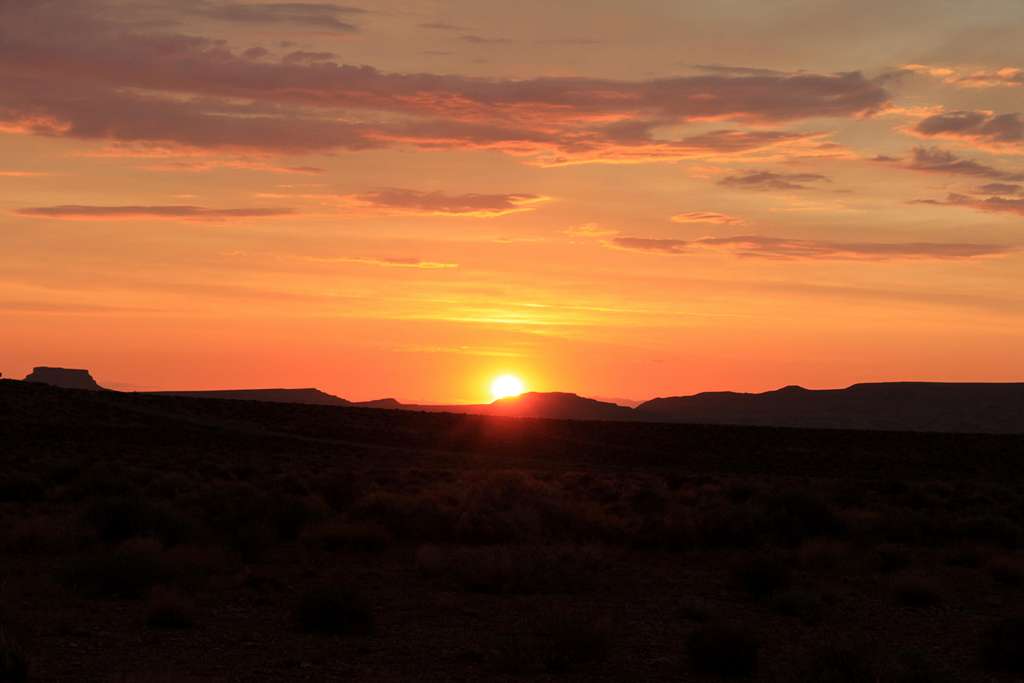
<box><xmin>490</xmin><ymin>374</ymin><xmax>526</xmax><ymax>400</ymax></box>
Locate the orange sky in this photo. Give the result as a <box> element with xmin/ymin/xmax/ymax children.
<box><xmin>2</xmin><ymin>0</ymin><xmax>1023</xmax><ymax>403</ymax></box>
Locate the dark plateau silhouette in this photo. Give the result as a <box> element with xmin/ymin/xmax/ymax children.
<box><xmin>22</xmin><ymin>366</ymin><xmax>104</xmax><ymax>391</ymax></box>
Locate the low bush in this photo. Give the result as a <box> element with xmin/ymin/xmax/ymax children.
<box><xmin>145</xmin><ymin>587</ymin><xmax>195</xmax><ymax>630</ymax></box>
<box><xmin>678</xmin><ymin>598</ymin><xmax>713</xmax><ymax>623</ymax></box>
<box><xmin>874</xmin><ymin>544</ymin><xmax>912</xmax><ymax>574</ymax></box>
<box><xmin>305</xmin><ymin>520</ymin><xmax>391</xmax><ymax>552</ymax></box>
<box><xmin>771</xmin><ymin>589</ymin><xmax>824</xmax><ymax>624</ymax></box>
<box><xmin>421</xmin><ymin>544</ymin><xmax>602</xmax><ymax>594</ymax></box>
<box><xmin>85</xmin><ymin>496</ymin><xmax>193</xmax><ymax>546</ymax></box>
<box><xmin>490</xmin><ymin>612</ymin><xmax>610</xmax><ymax>675</ymax></box>
<box><xmin>981</xmin><ymin>617</ymin><xmax>1024</xmax><ymax>673</ymax></box>
<box><xmin>0</xmin><ymin>625</ymin><xmax>28</xmax><ymax>682</ymax></box>
<box><xmin>989</xmin><ymin>555</ymin><xmax>1024</xmax><ymax>587</ymax></box>
<box><xmin>802</xmin><ymin>642</ymin><xmax>876</xmax><ymax>682</ymax></box>
<box><xmin>734</xmin><ymin>554</ymin><xmax>792</xmax><ymax>599</ymax></box>
<box><xmin>759</xmin><ymin>490</ymin><xmax>845</xmax><ymax>545</ymax></box>
<box><xmin>892</xmin><ymin>576</ymin><xmax>943</xmax><ymax>608</ymax></box>
<box><xmin>62</xmin><ymin>540</ymin><xmax>171</xmax><ymax>599</ymax></box>
<box><xmin>0</xmin><ymin>474</ymin><xmax>45</xmax><ymax>504</ymax></box>
<box><xmin>294</xmin><ymin>585</ymin><xmax>374</xmax><ymax>636</ymax></box>
<box><xmin>687</xmin><ymin>622</ymin><xmax>758</xmax><ymax>678</ymax></box>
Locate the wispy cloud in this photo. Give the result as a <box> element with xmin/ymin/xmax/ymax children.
<box><xmin>339</xmin><ymin>189</ymin><xmax>550</xmax><ymax>217</ymax></box>
<box><xmin>303</xmin><ymin>256</ymin><xmax>458</xmax><ymax>269</ymax></box>
<box><xmin>188</xmin><ymin>2</ymin><xmax>366</xmax><ymax>33</ymax></box>
<box><xmin>0</xmin><ymin>4</ymin><xmax>892</xmax><ymax>165</ymax></box>
<box><xmin>912</xmin><ymin>193</ymin><xmax>1024</xmax><ymax>218</ymax></box>
<box><xmin>609</xmin><ymin>235</ymin><xmax>1014</xmax><ymax>260</ymax></box>
<box><xmin>16</xmin><ymin>205</ymin><xmax>295</xmax><ymax>221</ymax></box>
<box><xmin>911</xmin><ymin>111</ymin><xmax>1023</xmax><ymax>152</ymax></box>
<box><xmin>903</xmin><ymin>64</ymin><xmax>1024</xmax><ymax>89</ymax></box>
<box><xmin>418</xmin><ymin>22</ymin><xmax>470</xmax><ymax>31</ymax></box>
<box><xmin>670</xmin><ymin>211</ymin><xmax>746</xmax><ymax>225</ymax></box>
<box><xmin>719</xmin><ymin>171</ymin><xmax>830</xmax><ymax>191</ymax></box>
<box><xmin>906</xmin><ymin>147</ymin><xmax>1024</xmax><ymax>181</ymax></box>
<box><xmin>0</xmin><ymin>170</ymin><xmax>51</xmax><ymax>177</ymax></box>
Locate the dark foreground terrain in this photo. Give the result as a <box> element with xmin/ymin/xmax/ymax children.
<box><xmin>1</xmin><ymin>379</ymin><xmax>1023</xmax><ymax>681</ymax></box>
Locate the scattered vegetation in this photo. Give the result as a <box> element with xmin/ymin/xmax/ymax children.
<box><xmin>145</xmin><ymin>587</ymin><xmax>195</xmax><ymax>630</ymax></box>
<box><xmin>490</xmin><ymin>612</ymin><xmax>610</xmax><ymax>675</ymax></box>
<box><xmin>294</xmin><ymin>585</ymin><xmax>374</xmax><ymax>636</ymax></box>
<box><xmin>0</xmin><ymin>625</ymin><xmax>28</xmax><ymax>682</ymax></box>
<box><xmin>892</xmin><ymin>576</ymin><xmax>944</xmax><ymax>608</ymax></box>
<box><xmin>686</xmin><ymin>622</ymin><xmax>758</xmax><ymax>678</ymax></box>
<box><xmin>981</xmin><ymin>617</ymin><xmax>1024</xmax><ymax>673</ymax></box>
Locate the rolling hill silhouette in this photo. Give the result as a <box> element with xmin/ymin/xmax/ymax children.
<box><xmin>13</xmin><ymin>366</ymin><xmax>1024</xmax><ymax>433</ymax></box>
<box><xmin>636</xmin><ymin>382</ymin><xmax>1024</xmax><ymax>433</ymax></box>
<box><xmin>487</xmin><ymin>391</ymin><xmax>638</xmax><ymax>420</ymax></box>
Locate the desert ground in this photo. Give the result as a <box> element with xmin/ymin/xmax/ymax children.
<box><xmin>1</xmin><ymin>379</ymin><xmax>1023</xmax><ymax>681</ymax></box>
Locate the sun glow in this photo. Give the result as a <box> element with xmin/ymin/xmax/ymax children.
<box><xmin>490</xmin><ymin>374</ymin><xmax>526</xmax><ymax>400</ymax></box>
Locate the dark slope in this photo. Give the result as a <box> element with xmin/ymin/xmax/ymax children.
<box><xmin>637</xmin><ymin>382</ymin><xmax>1024</xmax><ymax>434</ymax></box>
<box><xmin>145</xmin><ymin>387</ymin><xmax>351</xmax><ymax>406</ymax></box>
<box><xmin>4</xmin><ymin>379</ymin><xmax>1024</xmax><ymax>480</ymax></box>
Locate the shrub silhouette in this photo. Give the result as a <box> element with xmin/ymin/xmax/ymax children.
<box><xmin>0</xmin><ymin>626</ymin><xmax>28</xmax><ymax>682</ymax></box>
<box><xmin>305</xmin><ymin>520</ymin><xmax>391</xmax><ymax>552</ymax></box>
<box><xmin>85</xmin><ymin>496</ymin><xmax>191</xmax><ymax>546</ymax></box>
<box><xmin>759</xmin><ymin>490</ymin><xmax>844</xmax><ymax>545</ymax></box>
<box><xmin>490</xmin><ymin>612</ymin><xmax>610</xmax><ymax>674</ymax></box>
<box><xmin>734</xmin><ymin>554</ymin><xmax>792</xmax><ymax>599</ymax></box>
<box><xmin>892</xmin><ymin>576</ymin><xmax>942</xmax><ymax>608</ymax></box>
<box><xmin>294</xmin><ymin>585</ymin><xmax>374</xmax><ymax>636</ymax></box>
<box><xmin>62</xmin><ymin>540</ymin><xmax>170</xmax><ymax>599</ymax></box>
<box><xmin>419</xmin><ymin>544</ymin><xmax>602</xmax><ymax>594</ymax></box>
<box><xmin>771</xmin><ymin>588</ymin><xmax>824</xmax><ymax>624</ymax></box>
<box><xmin>687</xmin><ymin>622</ymin><xmax>758</xmax><ymax>678</ymax></box>
<box><xmin>145</xmin><ymin>587</ymin><xmax>195</xmax><ymax>629</ymax></box>
<box><xmin>0</xmin><ymin>474</ymin><xmax>45</xmax><ymax>504</ymax></box>
<box><xmin>982</xmin><ymin>617</ymin><xmax>1024</xmax><ymax>672</ymax></box>
<box><xmin>803</xmin><ymin>642</ymin><xmax>876</xmax><ymax>682</ymax></box>
<box><xmin>990</xmin><ymin>555</ymin><xmax>1024</xmax><ymax>587</ymax></box>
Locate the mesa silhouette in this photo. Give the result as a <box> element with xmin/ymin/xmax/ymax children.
<box><xmin>17</xmin><ymin>367</ymin><xmax>1024</xmax><ymax>434</ymax></box>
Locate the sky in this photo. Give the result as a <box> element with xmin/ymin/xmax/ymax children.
<box><xmin>2</xmin><ymin>0</ymin><xmax>1023</xmax><ymax>403</ymax></box>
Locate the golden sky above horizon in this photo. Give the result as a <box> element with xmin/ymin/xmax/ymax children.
<box><xmin>2</xmin><ymin>0</ymin><xmax>1024</xmax><ymax>403</ymax></box>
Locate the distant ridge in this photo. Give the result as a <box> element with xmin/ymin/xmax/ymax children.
<box><xmin>352</xmin><ymin>398</ymin><xmax>404</xmax><ymax>409</ymax></box>
<box><xmin>365</xmin><ymin>392</ymin><xmax>638</xmax><ymax>421</ymax></box>
<box><xmin>488</xmin><ymin>392</ymin><xmax>637</xmax><ymax>421</ymax></box>
<box><xmin>145</xmin><ymin>388</ymin><xmax>351</xmax><ymax>406</ymax></box>
<box><xmin>17</xmin><ymin>365</ymin><xmax>1024</xmax><ymax>433</ymax></box>
<box><xmin>637</xmin><ymin>382</ymin><xmax>1024</xmax><ymax>434</ymax></box>
<box><xmin>23</xmin><ymin>367</ymin><xmax>105</xmax><ymax>391</ymax></box>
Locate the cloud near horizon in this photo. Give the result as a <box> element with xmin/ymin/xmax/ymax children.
<box><xmin>301</xmin><ymin>255</ymin><xmax>459</xmax><ymax>269</ymax></box>
<box><xmin>670</xmin><ymin>211</ymin><xmax>746</xmax><ymax>225</ymax></box>
<box><xmin>609</xmin><ymin>235</ymin><xmax>1015</xmax><ymax>260</ymax></box>
<box><xmin>16</xmin><ymin>205</ymin><xmax>296</xmax><ymax>221</ymax></box>
<box><xmin>339</xmin><ymin>189</ymin><xmax>550</xmax><ymax>217</ymax></box>
<box><xmin>719</xmin><ymin>171</ymin><xmax>831</xmax><ymax>191</ymax></box>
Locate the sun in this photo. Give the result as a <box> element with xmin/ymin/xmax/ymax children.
<box><xmin>490</xmin><ymin>374</ymin><xmax>526</xmax><ymax>400</ymax></box>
